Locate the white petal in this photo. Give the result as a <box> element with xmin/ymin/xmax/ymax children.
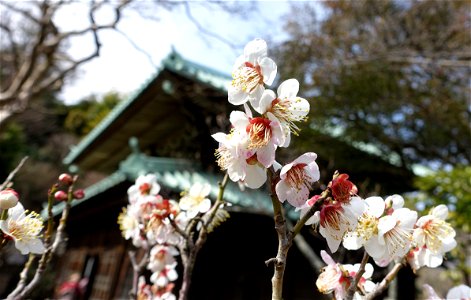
<box><xmin>199</xmin><ymin>199</ymin><xmax>212</xmax><ymax>214</ymax></box>
<box><xmin>9</xmin><ymin>202</ymin><xmax>25</xmax><ymax>220</ymax></box>
<box><xmin>393</xmin><ymin>208</ymin><xmax>417</xmax><ymax>229</ymax></box>
<box><xmin>275</xmin><ymin>180</ymin><xmax>289</xmax><ymax>203</ymax></box>
<box><xmin>364</xmin><ymin>235</ymin><xmax>386</xmax><ymax>258</ymax></box>
<box><xmin>244</xmin><ymin>39</ymin><xmax>267</xmax><ymax>64</ymax></box>
<box><xmin>293</xmin><ymin>152</ymin><xmax>318</xmax><ymax>165</ymax></box>
<box><xmin>229</xmin><ymin>111</ymin><xmax>249</xmax><ymax>129</ymax></box>
<box><xmin>277</xmin><ymin>78</ymin><xmax>299</xmax><ymax>99</ymax></box>
<box><xmin>256</xmin><ymin>144</ymin><xmax>276</xmax><ymax>168</ymax></box>
<box><xmin>446</xmin><ymin>284</ymin><xmax>471</xmax><ymax>300</ymax></box>
<box><xmin>256</xmin><ymin>89</ymin><xmax>276</xmax><ymax>114</ymax></box>
<box><xmin>431</xmin><ymin>204</ymin><xmax>448</xmax><ymax>220</ymax></box>
<box><xmin>244</xmin><ymin>164</ymin><xmax>267</xmax><ymax>189</ymax></box>
<box><xmin>228</xmin><ymin>86</ymin><xmax>248</xmax><ymax>105</ymax></box>
<box><xmin>343</xmin><ymin>232</ymin><xmax>363</xmax><ymax>250</ymax></box>
<box><xmin>365</xmin><ymin>196</ymin><xmax>385</xmax><ymax>218</ymax></box>
<box><xmin>289</xmin><ymin>97</ymin><xmax>310</xmax><ymax>120</ymax></box>
<box><xmin>378</xmin><ymin>215</ymin><xmax>396</xmax><ymax>235</ymax></box>
<box><xmin>285</xmin><ymin>186</ymin><xmax>309</xmax><ymax>208</ymax></box>
<box><xmin>259</xmin><ymin>57</ymin><xmax>277</xmax><ymax>86</ymax></box>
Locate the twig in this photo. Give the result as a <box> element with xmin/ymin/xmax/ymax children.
<box><xmin>346</xmin><ymin>251</ymin><xmax>370</xmax><ymax>300</ymax></box>
<box><xmin>178</xmin><ymin>173</ymin><xmax>229</xmax><ymax>300</ymax></box>
<box><xmin>365</xmin><ymin>261</ymin><xmax>404</xmax><ymax>300</ymax></box>
<box><xmin>0</xmin><ymin>156</ymin><xmax>28</xmax><ymax>190</ymax></box>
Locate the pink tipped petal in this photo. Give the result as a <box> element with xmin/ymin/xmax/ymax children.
<box><xmin>320</xmin><ymin>250</ymin><xmax>336</xmax><ymax>266</ymax></box>
<box><xmin>275</xmin><ymin>180</ymin><xmax>290</xmax><ymax>203</ymax></box>
<box><xmin>229</xmin><ymin>110</ymin><xmax>249</xmax><ymax>128</ymax></box>
<box><xmin>294</xmin><ymin>152</ymin><xmax>318</xmax><ymax>165</ymax></box>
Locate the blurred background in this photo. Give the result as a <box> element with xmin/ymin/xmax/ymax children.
<box><xmin>0</xmin><ymin>0</ymin><xmax>469</xmax><ymax>299</ymax></box>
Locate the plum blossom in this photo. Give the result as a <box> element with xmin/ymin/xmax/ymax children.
<box><xmin>319</xmin><ymin>196</ymin><xmax>365</xmax><ymax>253</ymax></box>
<box><xmin>408</xmin><ymin>205</ymin><xmax>456</xmax><ymax>270</ymax></box>
<box><xmin>179</xmin><ymin>183</ymin><xmax>212</xmax><ymax>218</ymax></box>
<box><xmin>275</xmin><ymin>152</ymin><xmax>320</xmax><ymax>207</ymax></box>
<box><xmin>230</xmin><ymin>110</ymin><xmax>285</xmax><ymax>168</ymax></box>
<box><xmin>329</xmin><ymin>173</ymin><xmax>358</xmax><ymax>204</ymax></box>
<box><xmin>423</xmin><ymin>284</ymin><xmax>471</xmax><ymax>300</ymax></box>
<box><xmin>316</xmin><ymin>250</ymin><xmax>344</xmax><ymax>298</ymax></box>
<box><xmin>228</xmin><ymin>38</ymin><xmax>277</xmax><ymax>107</ymax></box>
<box><xmin>316</xmin><ymin>250</ymin><xmax>376</xmax><ymax>300</ymax></box>
<box><xmin>212</xmin><ymin>130</ymin><xmax>267</xmax><ymax>189</ymax></box>
<box><xmin>370</xmin><ymin>207</ymin><xmax>417</xmax><ymax>266</ymax></box>
<box><xmin>343</xmin><ymin>262</ymin><xmax>377</xmax><ymax>298</ymax></box>
<box><xmin>0</xmin><ymin>203</ymin><xmax>45</xmax><ymax>255</ymax></box>
<box><xmin>0</xmin><ymin>188</ymin><xmax>19</xmax><ymax>209</ymax></box>
<box><xmin>343</xmin><ymin>196</ymin><xmax>386</xmax><ymax>252</ymax></box>
<box><xmin>446</xmin><ymin>284</ymin><xmax>471</xmax><ymax>300</ymax></box>
<box><xmin>297</xmin><ymin>195</ymin><xmax>322</xmax><ymax>225</ymax></box>
<box><xmin>128</xmin><ymin>174</ymin><xmax>161</xmax><ymax>204</ymax></box>
<box><xmin>147</xmin><ymin>245</ymin><xmax>179</xmax><ymax>273</ymax></box>
<box><xmin>256</xmin><ymin>79</ymin><xmax>310</xmax><ymax>147</ymax></box>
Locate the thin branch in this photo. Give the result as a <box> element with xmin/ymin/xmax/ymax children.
<box><xmin>345</xmin><ymin>251</ymin><xmax>370</xmax><ymax>300</ymax></box>
<box><xmin>365</xmin><ymin>261</ymin><xmax>404</xmax><ymax>300</ymax></box>
<box><xmin>0</xmin><ymin>156</ymin><xmax>28</xmax><ymax>190</ymax></box>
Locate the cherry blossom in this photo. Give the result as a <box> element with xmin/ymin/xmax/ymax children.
<box><xmin>0</xmin><ymin>203</ymin><xmax>45</xmax><ymax>255</ymax></box>
<box><xmin>275</xmin><ymin>152</ymin><xmax>320</xmax><ymax>207</ymax></box>
<box><xmin>228</xmin><ymin>38</ymin><xmax>277</xmax><ymax>107</ymax></box>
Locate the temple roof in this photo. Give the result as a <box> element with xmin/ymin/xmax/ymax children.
<box><xmin>63</xmin><ymin>50</ymin><xmax>231</xmax><ymax>173</ymax></box>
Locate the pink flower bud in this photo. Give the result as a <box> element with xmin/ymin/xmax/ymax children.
<box><xmin>58</xmin><ymin>173</ymin><xmax>73</xmax><ymax>185</ymax></box>
<box><xmin>54</xmin><ymin>190</ymin><xmax>68</xmax><ymax>201</ymax></box>
<box><xmin>73</xmin><ymin>189</ymin><xmax>85</xmax><ymax>200</ymax></box>
<box><xmin>0</xmin><ymin>188</ymin><xmax>19</xmax><ymax>209</ymax></box>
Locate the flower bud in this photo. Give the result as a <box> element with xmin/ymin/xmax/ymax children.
<box><xmin>73</xmin><ymin>189</ymin><xmax>85</xmax><ymax>200</ymax></box>
<box><xmin>54</xmin><ymin>190</ymin><xmax>68</xmax><ymax>201</ymax></box>
<box><xmin>0</xmin><ymin>188</ymin><xmax>19</xmax><ymax>209</ymax></box>
<box><xmin>58</xmin><ymin>173</ymin><xmax>73</xmax><ymax>185</ymax></box>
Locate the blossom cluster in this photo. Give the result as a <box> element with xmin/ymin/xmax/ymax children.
<box><xmin>0</xmin><ymin>173</ymin><xmax>83</xmax><ymax>256</ymax></box>
<box><xmin>118</xmin><ymin>174</ymin><xmax>214</xmax><ymax>300</ymax></box>
<box><xmin>215</xmin><ymin>38</ymin><xmax>463</xmax><ymax>299</ymax></box>
<box><xmin>213</xmin><ymin>38</ymin><xmax>318</xmax><ymax>207</ymax></box>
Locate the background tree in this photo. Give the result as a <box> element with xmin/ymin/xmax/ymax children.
<box><xmin>274</xmin><ymin>0</ymin><xmax>470</xmax><ymax>171</ymax></box>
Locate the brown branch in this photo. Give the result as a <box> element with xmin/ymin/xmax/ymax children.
<box><xmin>345</xmin><ymin>251</ymin><xmax>370</xmax><ymax>300</ymax></box>
<box><xmin>365</xmin><ymin>261</ymin><xmax>404</xmax><ymax>300</ymax></box>
<box><xmin>0</xmin><ymin>156</ymin><xmax>28</xmax><ymax>190</ymax></box>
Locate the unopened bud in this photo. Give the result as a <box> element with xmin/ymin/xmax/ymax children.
<box><xmin>58</xmin><ymin>173</ymin><xmax>73</xmax><ymax>185</ymax></box>
<box><xmin>54</xmin><ymin>190</ymin><xmax>68</xmax><ymax>201</ymax></box>
<box><xmin>73</xmin><ymin>189</ymin><xmax>85</xmax><ymax>200</ymax></box>
<box><xmin>0</xmin><ymin>188</ymin><xmax>19</xmax><ymax>209</ymax></box>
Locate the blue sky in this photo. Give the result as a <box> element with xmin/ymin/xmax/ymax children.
<box><xmin>58</xmin><ymin>1</ymin><xmax>297</xmax><ymax>104</ymax></box>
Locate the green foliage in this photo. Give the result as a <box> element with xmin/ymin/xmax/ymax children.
<box><xmin>413</xmin><ymin>166</ymin><xmax>471</xmax><ymax>231</ymax></box>
<box><xmin>0</xmin><ymin>123</ymin><xmax>27</xmax><ymax>180</ymax></box>
<box><xmin>275</xmin><ymin>0</ymin><xmax>470</xmax><ymax>170</ymax></box>
<box><xmin>64</xmin><ymin>92</ymin><xmax>121</xmax><ymax>137</ymax></box>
